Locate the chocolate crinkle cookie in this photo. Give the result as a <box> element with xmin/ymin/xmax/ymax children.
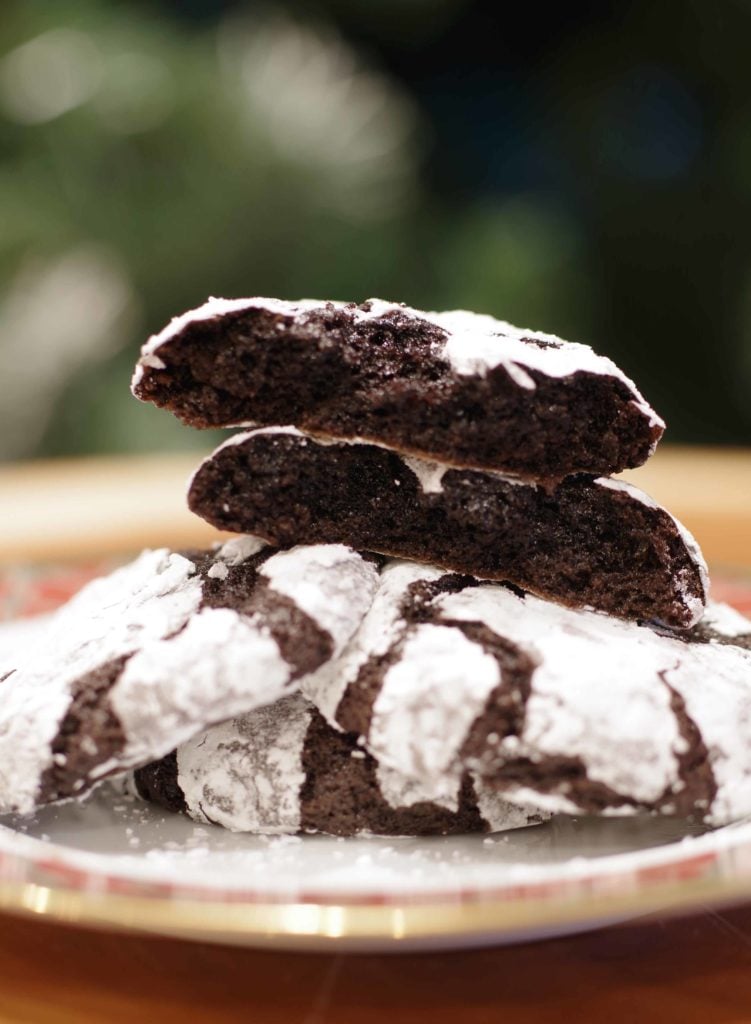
<box><xmin>0</xmin><ymin>538</ymin><xmax>378</xmax><ymax>814</ymax></box>
<box><xmin>188</xmin><ymin>427</ymin><xmax>708</xmax><ymax>628</ymax></box>
<box><xmin>299</xmin><ymin>559</ymin><xmax>751</xmax><ymax>827</ymax></box>
<box><xmin>134</xmin><ymin>693</ymin><xmax>546</xmax><ymax>837</ymax></box>
<box><xmin>132</xmin><ymin>297</ymin><xmax>663</xmax><ymax>481</ymax></box>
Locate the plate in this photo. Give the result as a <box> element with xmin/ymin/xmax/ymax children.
<box><xmin>0</xmin><ymin>563</ymin><xmax>750</xmax><ymax>952</ymax></box>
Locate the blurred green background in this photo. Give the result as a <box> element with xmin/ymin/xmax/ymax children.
<box><xmin>1</xmin><ymin>0</ymin><xmax>750</xmax><ymax>461</ymax></box>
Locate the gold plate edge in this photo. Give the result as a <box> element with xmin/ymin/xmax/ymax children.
<box><xmin>0</xmin><ymin>863</ymin><xmax>749</xmax><ymax>949</ymax></box>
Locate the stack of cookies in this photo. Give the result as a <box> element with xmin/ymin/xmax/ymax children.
<box><xmin>3</xmin><ymin>298</ymin><xmax>750</xmax><ymax>837</ymax></box>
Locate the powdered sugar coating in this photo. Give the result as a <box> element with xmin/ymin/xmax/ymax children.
<box><xmin>434</xmin><ymin>587</ymin><xmax>751</xmax><ymax>824</ymax></box>
<box><xmin>436</xmin><ymin>586</ymin><xmax>683</xmax><ymax>802</ymax></box>
<box><xmin>0</xmin><ymin>542</ymin><xmax>375</xmax><ymax>814</ymax></box>
<box><xmin>495</xmin><ymin>786</ymin><xmax>581</xmax><ymax>817</ymax></box>
<box><xmin>375</xmin><ymin>760</ymin><xmax>459</xmax><ymax>813</ymax></box>
<box><xmin>370</xmin><ymin>624</ymin><xmax>502</xmax><ymax>803</ymax></box>
<box><xmin>301</xmin><ymin>559</ymin><xmax>445</xmax><ymax>720</ymax></box>
<box><xmin>206</xmin><ymin>562</ymin><xmax>229</xmax><ymax>581</ymax></box>
<box><xmin>700</xmin><ymin>601</ymin><xmax>751</xmax><ymax>638</ymax></box>
<box><xmin>305</xmin><ymin>555</ymin><xmax>750</xmax><ymax>825</ymax></box>
<box><xmin>473</xmin><ymin>781</ymin><xmax>549</xmax><ymax>832</ymax></box>
<box><xmin>373</xmin><ymin>759</ymin><xmax>545</xmax><ymax>832</ymax></box>
<box><xmin>401</xmin><ymin>455</ymin><xmax>448</xmax><ymax>494</ymax></box>
<box><xmin>260</xmin><ymin>544</ymin><xmax>380</xmax><ymax>649</ymax></box>
<box><xmin>177</xmin><ymin>695</ymin><xmax>310</xmax><ymax>833</ymax></box>
<box><xmin>123</xmin><ymin>541</ymin><xmax>374</xmax><ymax>765</ymax></box>
<box><xmin>111</xmin><ymin>607</ymin><xmax>291</xmax><ymax>770</ymax></box>
<box><xmin>399</xmin><ymin>450</ymin><xmax>528</xmax><ymax>493</ymax></box>
<box><xmin>0</xmin><ymin>550</ymin><xmax>202</xmax><ymax>814</ymax></box>
<box><xmin>215</xmin><ymin>535</ymin><xmax>268</xmax><ymax>564</ymax></box>
<box><xmin>663</xmin><ymin>643</ymin><xmax>751</xmax><ymax>822</ymax></box>
<box><xmin>49</xmin><ymin>549</ymin><xmax>203</xmax><ymax>650</ymax></box>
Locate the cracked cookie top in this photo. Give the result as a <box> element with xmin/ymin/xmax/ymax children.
<box><xmin>0</xmin><ymin>539</ymin><xmax>378</xmax><ymax>814</ymax></box>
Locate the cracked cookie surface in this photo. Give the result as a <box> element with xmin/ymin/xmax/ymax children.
<box><xmin>300</xmin><ymin>560</ymin><xmax>751</xmax><ymax>825</ymax></box>
<box><xmin>135</xmin><ymin>693</ymin><xmax>547</xmax><ymax>837</ymax></box>
<box><xmin>0</xmin><ymin>539</ymin><xmax>378</xmax><ymax>814</ymax></box>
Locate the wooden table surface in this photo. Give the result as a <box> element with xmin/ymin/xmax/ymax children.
<box><xmin>0</xmin><ymin>446</ymin><xmax>749</xmax><ymax>1024</ymax></box>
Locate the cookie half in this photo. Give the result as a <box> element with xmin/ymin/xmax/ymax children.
<box><xmin>132</xmin><ymin>297</ymin><xmax>663</xmax><ymax>480</ymax></box>
<box><xmin>0</xmin><ymin>539</ymin><xmax>379</xmax><ymax>814</ymax></box>
<box><xmin>134</xmin><ymin>693</ymin><xmax>545</xmax><ymax>837</ymax></box>
<box><xmin>301</xmin><ymin>560</ymin><xmax>751</xmax><ymax>826</ymax></box>
<box><xmin>188</xmin><ymin>427</ymin><xmax>707</xmax><ymax>628</ymax></box>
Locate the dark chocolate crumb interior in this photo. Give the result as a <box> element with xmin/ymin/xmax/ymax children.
<box><xmin>189</xmin><ymin>431</ymin><xmax>705</xmax><ymax>627</ymax></box>
<box><xmin>39</xmin><ymin>656</ymin><xmax>130</xmax><ymax>803</ymax></box>
<box><xmin>134</xmin><ymin>751</ymin><xmax>187</xmax><ymax>814</ymax></box>
<box><xmin>300</xmin><ymin>708</ymin><xmax>488</xmax><ymax>836</ymax></box>
<box><xmin>135</xmin><ymin>301</ymin><xmax>660</xmax><ymax>479</ymax></box>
